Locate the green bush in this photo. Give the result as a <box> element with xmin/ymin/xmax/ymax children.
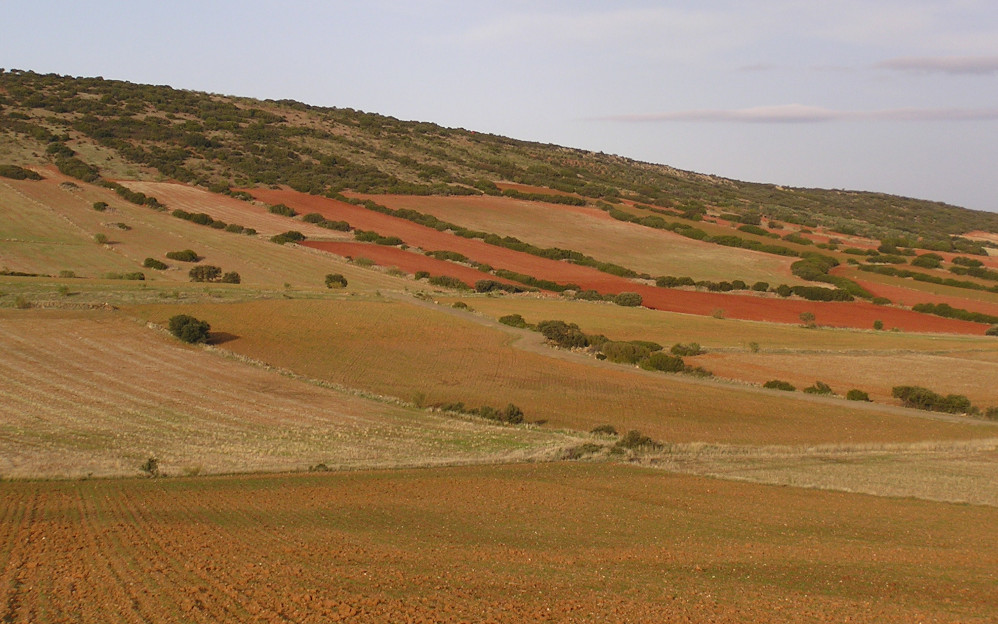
<box><xmin>590</xmin><ymin>424</ymin><xmax>618</xmax><ymax>436</ymax></box>
<box><xmin>498</xmin><ymin>314</ymin><xmax>528</xmax><ymax>328</ymax></box>
<box><xmin>892</xmin><ymin>385</ymin><xmax>974</xmax><ymax>414</ymax></box>
<box><xmin>536</xmin><ymin>320</ymin><xmax>589</xmax><ymax>349</ymax></box>
<box><xmin>0</xmin><ymin>164</ymin><xmax>42</xmax><ymax>180</ymax></box>
<box><xmin>220</xmin><ymin>271</ymin><xmax>241</xmax><ymax>284</ymax></box>
<box><xmin>612</xmin><ymin>292</ymin><xmax>642</xmax><ymax>307</ymax></box>
<box><xmin>427</xmin><ymin>275</ymin><xmax>470</xmax><ymax>290</ymax></box>
<box><xmin>168</xmin><ymin>314</ymin><xmax>211</xmax><ymax>344</ymax></box>
<box><xmin>642</xmin><ymin>351</ymin><xmax>685</xmax><ymax>372</ymax></box>
<box><xmin>803</xmin><ymin>381</ymin><xmax>833</xmax><ymax>395</ymax></box>
<box><xmin>670</xmin><ymin>342</ymin><xmax>702</xmax><ymax>356</ymax></box>
<box><xmin>268</xmin><ymin>203</ymin><xmax>297</xmax><ymax>217</ymax></box>
<box><xmin>986</xmin><ymin>325</ymin><xmax>998</xmax><ymax>336</ymax></box>
<box><xmin>271</xmin><ymin>231</ymin><xmax>306</xmax><ymax>245</ymax></box>
<box><xmin>763</xmin><ymin>379</ymin><xmax>796</xmax><ymax>392</ymax></box>
<box><xmin>846</xmin><ymin>389</ymin><xmax>871</xmax><ymax>401</ymax></box>
<box><xmin>166</xmin><ymin>249</ymin><xmax>199</xmax><ymax>262</ymax></box>
<box><xmin>189</xmin><ymin>265</ymin><xmax>222</xmax><ymax>282</ymax></box>
<box><xmin>615</xmin><ymin>430</ymin><xmax>662</xmax><ymax>451</ymax></box>
<box><xmin>93</xmin><ymin>233</ymin><xmax>108</xmax><ymax>245</ymax></box>
<box><xmin>600</xmin><ymin>341</ymin><xmax>651</xmax><ymax>364</ymax></box>
<box><xmin>143</xmin><ymin>257</ymin><xmax>168</xmax><ymax>270</ymax></box>
<box><xmin>325</xmin><ymin>273</ymin><xmax>348</xmax><ymax>288</ymax></box>
<box><xmin>92</xmin><ymin>201</ymin><xmax>109</xmax><ymax>212</ymax></box>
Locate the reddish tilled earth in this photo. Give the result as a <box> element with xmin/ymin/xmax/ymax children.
<box><xmin>849</xmin><ymin>276</ymin><xmax>998</xmax><ymax>318</ymax></box>
<box><xmin>249</xmin><ymin>188</ymin><xmax>987</xmax><ymax>334</ymax></box>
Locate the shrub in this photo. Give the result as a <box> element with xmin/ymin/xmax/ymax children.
<box><xmin>0</xmin><ymin>164</ymin><xmax>42</xmax><ymax>180</ymax></box>
<box><xmin>143</xmin><ymin>257</ymin><xmax>168</xmax><ymax>270</ymax></box>
<box><xmin>93</xmin><ymin>233</ymin><xmax>108</xmax><ymax>245</ymax></box>
<box><xmin>536</xmin><ymin>320</ymin><xmax>589</xmax><ymax>349</ymax></box>
<box><xmin>615</xmin><ymin>430</ymin><xmax>662</xmax><ymax>451</ymax></box>
<box><xmin>325</xmin><ymin>273</ymin><xmax>348</xmax><ymax>288</ymax></box>
<box><xmin>670</xmin><ymin>342</ymin><xmax>702</xmax><ymax>356</ymax></box>
<box><xmin>911</xmin><ymin>253</ymin><xmax>943</xmax><ymax>269</ymax></box>
<box><xmin>873</xmin><ymin>320</ymin><xmax>884</xmax><ymax>330</ymax></box>
<box><xmin>763</xmin><ymin>379</ymin><xmax>796</xmax><ymax>391</ymax></box>
<box><xmin>498</xmin><ymin>314</ymin><xmax>528</xmax><ymax>328</ymax></box>
<box><xmin>846</xmin><ymin>389</ymin><xmax>871</xmax><ymax>401</ymax></box>
<box><xmin>612</xmin><ymin>292</ymin><xmax>643</xmax><ymax>307</ymax></box>
<box><xmin>140</xmin><ymin>457</ymin><xmax>159</xmax><ymax>478</ymax></box>
<box><xmin>271</xmin><ymin>231</ymin><xmax>305</xmax><ymax>245</ymax></box>
<box><xmin>892</xmin><ymin>385</ymin><xmax>974</xmax><ymax>414</ymax></box>
<box><xmin>268</xmin><ymin>203</ymin><xmax>297</xmax><ymax>217</ymax></box>
<box><xmin>166</xmin><ymin>249</ymin><xmax>199</xmax><ymax>262</ymax></box>
<box><xmin>427</xmin><ymin>275</ymin><xmax>470</xmax><ymax>290</ymax></box>
<box><xmin>574</xmin><ymin>289</ymin><xmax>605</xmax><ymax>301</ymax></box>
<box><xmin>475</xmin><ymin>279</ymin><xmax>525</xmax><ymax>294</ymax></box>
<box><xmin>92</xmin><ymin>201</ymin><xmax>109</xmax><ymax>212</ymax></box>
<box><xmin>590</xmin><ymin>424</ymin><xmax>618</xmax><ymax>436</ymax></box>
<box><xmin>168</xmin><ymin>314</ymin><xmax>211</xmax><ymax>344</ymax></box>
<box><xmin>220</xmin><ymin>271</ymin><xmax>241</xmax><ymax>284</ymax></box>
<box><xmin>984</xmin><ymin>407</ymin><xmax>998</xmax><ymax>421</ymax></box>
<box><xmin>751</xmin><ymin>281</ymin><xmax>770</xmax><ymax>292</ymax></box>
<box><xmin>799</xmin><ymin>311</ymin><xmax>816</xmax><ymax>328</ymax></box>
<box><xmin>189</xmin><ymin>265</ymin><xmax>222</xmax><ymax>282</ymax></box>
<box><xmin>986</xmin><ymin>325</ymin><xmax>998</xmax><ymax>336</ymax></box>
<box><xmin>803</xmin><ymin>381</ymin><xmax>833</xmax><ymax>395</ymax></box>
<box><xmin>642</xmin><ymin>351</ymin><xmax>685</xmax><ymax>372</ymax></box>
<box><xmin>600</xmin><ymin>341</ymin><xmax>651</xmax><ymax>364</ymax></box>
<box><xmin>414</xmin><ymin>270</ymin><xmax>430</xmax><ymax>280</ymax></box>
<box><xmin>224</xmin><ymin>223</ymin><xmax>245</xmax><ymax>233</ymax></box>
<box><xmin>302</xmin><ymin>212</ymin><xmax>325</xmax><ymax>223</ymax></box>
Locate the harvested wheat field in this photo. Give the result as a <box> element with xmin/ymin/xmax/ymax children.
<box><xmin>1</xmin><ymin>463</ymin><xmax>996</xmax><ymax>623</ymax></box>
<box><xmin>0</xmin><ymin>309</ymin><xmax>574</xmax><ymax>478</ymax></box>
<box><xmin>126</xmin><ymin>298</ymin><xmax>996</xmax><ymax>446</ymax></box>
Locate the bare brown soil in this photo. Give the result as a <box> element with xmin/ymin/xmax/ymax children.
<box><xmin>1</xmin><ymin>463</ymin><xmax>995</xmax><ymax>623</ymax></box>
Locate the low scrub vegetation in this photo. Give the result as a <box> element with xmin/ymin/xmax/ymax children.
<box><xmin>892</xmin><ymin>385</ymin><xmax>975</xmax><ymax>414</ymax></box>
<box><xmin>168</xmin><ymin>314</ymin><xmax>211</xmax><ymax>344</ymax></box>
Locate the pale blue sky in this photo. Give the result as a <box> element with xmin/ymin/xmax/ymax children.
<box><xmin>3</xmin><ymin>1</ymin><xmax>997</xmax><ymax>212</ymax></box>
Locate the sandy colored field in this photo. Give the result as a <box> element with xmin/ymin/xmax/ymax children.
<box><xmin>127</xmin><ymin>298</ymin><xmax>996</xmax><ymax>445</ymax></box>
<box><xmin>0</xmin><ymin>172</ymin><xmax>402</xmax><ymax>291</ymax></box>
<box><xmin>1</xmin><ymin>463</ymin><xmax>996</xmax><ymax>623</ymax></box>
<box><xmin>248</xmin><ymin>187</ymin><xmax>988</xmax><ymax>334</ymax></box>
<box><xmin>0</xmin><ymin>309</ymin><xmax>573</xmax><ymax>479</ymax></box>
<box><xmin>690</xmin><ymin>350</ymin><xmax>998</xmax><ymax>406</ymax></box>
<box><xmin>352</xmin><ymin>192</ymin><xmax>799</xmax><ymax>284</ymax></box>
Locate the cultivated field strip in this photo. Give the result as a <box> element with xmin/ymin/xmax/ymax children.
<box><xmin>129</xmin><ymin>298</ymin><xmax>998</xmax><ymax>446</ymax></box>
<box><xmin>1</xmin><ymin>464</ymin><xmax>997</xmax><ymax>623</ymax></box>
<box><xmin>0</xmin><ymin>310</ymin><xmax>575</xmax><ymax>478</ymax></box>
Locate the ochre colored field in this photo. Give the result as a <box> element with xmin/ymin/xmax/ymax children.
<box><xmin>0</xmin><ymin>309</ymin><xmax>570</xmax><ymax>478</ymax></box>
<box><xmin>248</xmin><ymin>187</ymin><xmax>988</xmax><ymax>334</ymax></box>
<box><xmin>847</xmin><ymin>274</ymin><xmax>998</xmax><ymax>317</ymax></box>
<box><xmin>1</xmin><ymin>463</ymin><xmax>996</xmax><ymax>623</ymax></box>
<box><xmin>126</xmin><ymin>298</ymin><xmax>995</xmax><ymax>445</ymax></box>
<box><xmin>691</xmin><ymin>351</ymin><xmax>998</xmax><ymax>406</ymax></box>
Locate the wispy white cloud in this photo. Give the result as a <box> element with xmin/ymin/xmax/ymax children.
<box><xmin>597</xmin><ymin>104</ymin><xmax>998</xmax><ymax>123</ymax></box>
<box><xmin>876</xmin><ymin>55</ymin><xmax>998</xmax><ymax>74</ymax></box>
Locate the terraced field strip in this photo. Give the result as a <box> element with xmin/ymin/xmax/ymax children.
<box><xmin>123</xmin><ymin>180</ymin><xmax>349</xmax><ymax>239</ymax></box>
<box><xmin>1</xmin><ymin>463</ymin><xmax>996</xmax><ymax>623</ymax></box>
<box><xmin>2</xmin><ymin>172</ymin><xmax>401</xmax><ymax>291</ymax></box>
<box><xmin>445</xmin><ymin>296</ymin><xmax>998</xmax><ymax>352</ymax></box>
<box><xmin>249</xmin><ymin>187</ymin><xmax>988</xmax><ymax>334</ymax></box>
<box><xmin>0</xmin><ymin>309</ymin><xmax>575</xmax><ymax>478</ymax></box>
<box><xmin>354</xmin><ymin>193</ymin><xmax>799</xmax><ymax>284</ymax></box>
<box><xmin>127</xmin><ymin>298</ymin><xmax>997</xmax><ymax>445</ymax></box>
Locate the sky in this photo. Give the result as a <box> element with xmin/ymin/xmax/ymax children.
<box><xmin>2</xmin><ymin>1</ymin><xmax>997</xmax><ymax>212</ymax></box>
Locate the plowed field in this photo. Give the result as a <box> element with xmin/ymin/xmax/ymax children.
<box><xmin>248</xmin><ymin>188</ymin><xmax>988</xmax><ymax>334</ymax></box>
<box><xmin>1</xmin><ymin>463</ymin><xmax>995</xmax><ymax>623</ymax></box>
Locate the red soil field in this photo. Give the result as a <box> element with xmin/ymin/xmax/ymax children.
<box><xmin>249</xmin><ymin>188</ymin><xmax>987</xmax><ymax>334</ymax></box>
<box><xmin>849</xmin><ymin>276</ymin><xmax>998</xmax><ymax>318</ymax></box>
